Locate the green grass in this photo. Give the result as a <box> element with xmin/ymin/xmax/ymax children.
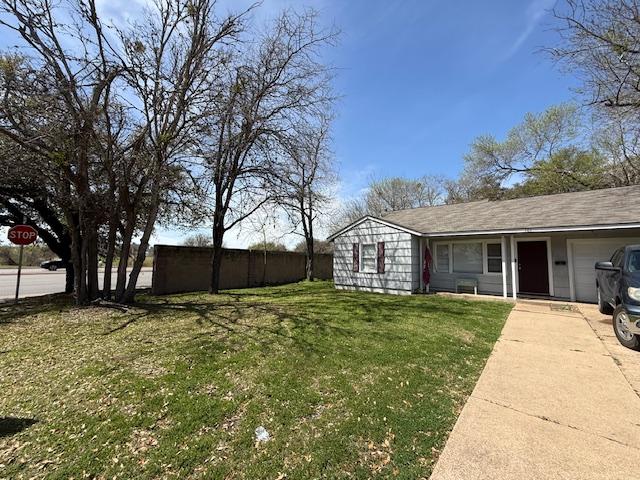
<box><xmin>0</xmin><ymin>281</ymin><xmax>511</xmax><ymax>479</ymax></box>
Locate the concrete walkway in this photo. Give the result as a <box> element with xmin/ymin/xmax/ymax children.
<box><xmin>430</xmin><ymin>300</ymin><xmax>640</xmax><ymax>480</ymax></box>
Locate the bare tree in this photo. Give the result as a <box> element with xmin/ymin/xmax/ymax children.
<box><xmin>273</xmin><ymin>116</ymin><xmax>334</xmax><ymax>280</ymax></box>
<box><xmin>330</xmin><ymin>175</ymin><xmax>445</xmax><ymax>232</ymax></box>
<box><xmin>112</xmin><ymin>0</ymin><xmax>246</xmax><ymax>302</ymax></box>
<box><xmin>592</xmin><ymin>111</ymin><xmax>640</xmax><ymax>185</ymax></box>
<box><xmin>543</xmin><ymin>2</ymin><xmax>640</xmax><ymax>188</ymax></box>
<box><xmin>550</xmin><ymin>0</ymin><xmax>640</xmax><ymax>111</ymax></box>
<box><xmin>202</xmin><ymin>9</ymin><xmax>336</xmax><ymax>293</ymax></box>
<box><xmin>366</xmin><ymin>175</ymin><xmax>446</xmax><ymax>214</ymax></box>
<box><xmin>183</xmin><ymin>233</ymin><xmax>213</xmax><ymax>247</ymax></box>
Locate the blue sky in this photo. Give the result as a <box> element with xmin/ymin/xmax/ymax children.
<box><xmin>318</xmin><ymin>0</ymin><xmax>576</xmax><ymax>199</ymax></box>
<box><xmin>176</xmin><ymin>0</ymin><xmax>578</xmax><ymax>246</ymax></box>
<box><xmin>2</xmin><ymin>0</ymin><xmax>579</xmax><ymax>247</ymax></box>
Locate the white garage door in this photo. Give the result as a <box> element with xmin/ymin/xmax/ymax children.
<box><xmin>571</xmin><ymin>238</ymin><xmax>640</xmax><ymax>303</ymax></box>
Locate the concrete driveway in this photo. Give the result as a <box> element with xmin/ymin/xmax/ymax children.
<box><xmin>430</xmin><ymin>300</ymin><xmax>640</xmax><ymax>480</ymax></box>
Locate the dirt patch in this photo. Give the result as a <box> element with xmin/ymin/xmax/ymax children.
<box><xmin>127</xmin><ymin>429</ymin><xmax>158</xmax><ymax>455</ymax></box>
<box><xmin>357</xmin><ymin>429</ymin><xmax>396</xmax><ymax>475</ymax></box>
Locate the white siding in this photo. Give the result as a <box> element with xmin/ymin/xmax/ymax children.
<box><xmin>429</xmin><ymin>237</ymin><xmax>513</xmax><ymax>296</ymax></box>
<box><xmin>333</xmin><ymin>224</ymin><xmax>640</xmax><ymax>300</ymax></box>
<box><xmin>411</xmin><ymin>236</ymin><xmax>421</xmax><ymax>291</ymax></box>
<box><xmin>333</xmin><ymin>219</ymin><xmax>416</xmax><ymax>294</ymax></box>
<box><xmin>563</xmin><ymin>232</ymin><xmax>640</xmax><ymax>302</ymax></box>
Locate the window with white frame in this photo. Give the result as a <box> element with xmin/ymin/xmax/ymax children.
<box><xmin>452</xmin><ymin>243</ymin><xmax>483</xmax><ymax>273</ymax></box>
<box><xmin>361</xmin><ymin>243</ymin><xmax>377</xmax><ymax>272</ymax></box>
<box><xmin>435</xmin><ymin>243</ymin><xmax>450</xmax><ymax>272</ymax></box>
<box><xmin>486</xmin><ymin>243</ymin><xmax>502</xmax><ymax>273</ymax></box>
<box><xmin>433</xmin><ymin>240</ymin><xmax>503</xmax><ymax>275</ymax></box>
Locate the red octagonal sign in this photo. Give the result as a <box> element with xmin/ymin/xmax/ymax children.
<box><xmin>8</xmin><ymin>225</ymin><xmax>38</xmax><ymax>245</ymax></box>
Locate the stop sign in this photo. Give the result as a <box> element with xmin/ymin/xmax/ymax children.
<box><xmin>8</xmin><ymin>225</ymin><xmax>38</xmax><ymax>245</ymax></box>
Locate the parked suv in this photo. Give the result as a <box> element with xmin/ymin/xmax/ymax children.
<box><xmin>595</xmin><ymin>245</ymin><xmax>640</xmax><ymax>351</ymax></box>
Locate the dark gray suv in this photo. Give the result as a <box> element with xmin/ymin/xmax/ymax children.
<box><xmin>595</xmin><ymin>245</ymin><xmax>640</xmax><ymax>351</ymax></box>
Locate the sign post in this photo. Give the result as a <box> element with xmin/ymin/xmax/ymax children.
<box><xmin>7</xmin><ymin>224</ymin><xmax>38</xmax><ymax>303</ymax></box>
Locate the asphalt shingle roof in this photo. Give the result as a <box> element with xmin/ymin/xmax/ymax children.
<box><xmin>382</xmin><ymin>185</ymin><xmax>640</xmax><ymax>235</ymax></box>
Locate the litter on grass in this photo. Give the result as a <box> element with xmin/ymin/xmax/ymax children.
<box><xmin>255</xmin><ymin>426</ymin><xmax>270</xmax><ymax>443</ymax></box>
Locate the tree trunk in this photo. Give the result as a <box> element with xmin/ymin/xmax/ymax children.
<box><xmin>303</xmin><ymin>208</ymin><xmax>314</xmax><ymax>281</ymax></box>
<box><xmin>64</xmin><ymin>262</ymin><xmax>75</xmax><ymax>294</ymax></box>
<box><xmin>306</xmin><ymin>239</ymin><xmax>314</xmax><ymax>281</ymax></box>
<box><xmin>67</xmin><ymin>212</ymin><xmax>87</xmax><ymax>305</ymax></box>
<box><xmin>122</xmin><ymin>193</ymin><xmax>161</xmax><ymax>303</ymax></box>
<box><xmin>86</xmin><ymin>221</ymin><xmax>100</xmax><ymax>301</ymax></box>
<box><xmin>115</xmin><ymin>212</ymin><xmax>135</xmax><ymax>301</ymax></box>
<box><xmin>102</xmin><ymin>215</ymin><xmax>118</xmax><ymax>299</ymax></box>
<box><xmin>209</xmin><ymin>226</ymin><xmax>225</xmax><ymax>294</ymax></box>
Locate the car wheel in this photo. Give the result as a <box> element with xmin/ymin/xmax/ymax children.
<box><xmin>49</xmin><ymin>265</ymin><xmax>58</xmax><ymax>271</ymax></box>
<box><xmin>597</xmin><ymin>288</ymin><xmax>613</xmax><ymax>314</ymax></box>
<box><xmin>613</xmin><ymin>305</ymin><xmax>640</xmax><ymax>351</ymax></box>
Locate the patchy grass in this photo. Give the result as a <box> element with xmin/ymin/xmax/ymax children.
<box><xmin>0</xmin><ymin>282</ymin><xmax>511</xmax><ymax>479</ymax></box>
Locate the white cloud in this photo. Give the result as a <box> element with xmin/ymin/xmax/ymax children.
<box><xmin>502</xmin><ymin>0</ymin><xmax>555</xmax><ymax>61</ymax></box>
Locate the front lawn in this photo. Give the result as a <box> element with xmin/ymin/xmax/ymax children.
<box><xmin>0</xmin><ymin>282</ymin><xmax>511</xmax><ymax>479</ymax></box>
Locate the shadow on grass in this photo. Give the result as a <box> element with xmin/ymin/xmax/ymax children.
<box><xmin>0</xmin><ymin>293</ymin><xmax>72</xmax><ymax>325</ymax></box>
<box><xmin>127</xmin><ymin>297</ymin><xmax>360</xmax><ymax>356</ymax></box>
<box><xmin>122</xmin><ymin>283</ymin><xmax>500</xmax><ymax>357</ymax></box>
<box><xmin>0</xmin><ymin>417</ymin><xmax>38</xmax><ymax>437</ymax></box>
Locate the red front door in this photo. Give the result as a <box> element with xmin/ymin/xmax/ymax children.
<box><xmin>517</xmin><ymin>241</ymin><xmax>549</xmax><ymax>295</ymax></box>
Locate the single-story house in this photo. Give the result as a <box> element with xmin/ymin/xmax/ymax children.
<box><xmin>327</xmin><ymin>185</ymin><xmax>640</xmax><ymax>302</ymax></box>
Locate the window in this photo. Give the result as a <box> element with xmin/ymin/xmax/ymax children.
<box><xmin>452</xmin><ymin>243</ymin><xmax>483</xmax><ymax>273</ymax></box>
<box><xmin>486</xmin><ymin>243</ymin><xmax>502</xmax><ymax>273</ymax></box>
<box><xmin>361</xmin><ymin>243</ymin><xmax>377</xmax><ymax>272</ymax></box>
<box><xmin>435</xmin><ymin>243</ymin><xmax>450</xmax><ymax>272</ymax></box>
<box><xmin>628</xmin><ymin>250</ymin><xmax>640</xmax><ymax>273</ymax></box>
<box><xmin>611</xmin><ymin>248</ymin><xmax>624</xmax><ymax>268</ymax></box>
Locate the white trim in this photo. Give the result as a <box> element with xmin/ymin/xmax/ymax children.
<box><xmin>425</xmin><ymin>237</ymin><xmax>430</xmax><ymax>293</ymax></box>
<box><xmin>326</xmin><ymin>215</ymin><xmax>423</xmax><ymax>241</ymax></box>
<box><xmin>510</xmin><ymin>235</ymin><xmax>517</xmax><ymax>301</ymax></box>
<box><xmin>501</xmin><ymin>236</ymin><xmax>508</xmax><ymax>298</ymax></box>
<box><xmin>421</xmin><ymin>223</ymin><xmax>640</xmax><ymax>237</ymax></box>
<box><xmin>566</xmin><ymin>237</ymin><xmax>640</xmax><ymax>302</ymax></box>
<box><xmin>432</xmin><ymin>242</ymin><xmax>450</xmax><ymax>273</ymax></box>
<box><xmin>514</xmin><ymin>237</ymin><xmax>555</xmax><ymax>297</ymax></box>
<box><xmin>567</xmin><ymin>239</ymin><xmax>576</xmax><ymax>301</ymax></box>
<box><xmin>484</xmin><ymin>240</ymin><xmax>503</xmax><ymax>276</ymax></box>
<box><xmin>328</xmin><ymin>217</ymin><xmax>640</xmax><ymax>242</ymax></box>
<box><xmin>359</xmin><ymin>242</ymin><xmax>377</xmax><ymax>273</ymax></box>
<box><xmin>431</xmin><ymin>238</ymin><xmax>504</xmax><ymax>276</ymax></box>
<box><xmin>419</xmin><ymin>237</ymin><xmax>424</xmax><ymax>291</ymax></box>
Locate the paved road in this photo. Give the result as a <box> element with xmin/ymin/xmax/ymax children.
<box><xmin>0</xmin><ymin>267</ymin><xmax>153</xmax><ymax>300</ymax></box>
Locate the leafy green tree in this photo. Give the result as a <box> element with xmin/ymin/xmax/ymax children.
<box><xmin>449</xmin><ymin>104</ymin><xmax>608</xmax><ymax>201</ymax></box>
<box><xmin>509</xmin><ymin>148</ymin><xmax>607</xmax><ymax>197</ymax></box>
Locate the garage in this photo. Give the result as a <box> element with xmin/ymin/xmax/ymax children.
<box><xmin>570</xmin><ymin>238</ymin><xmax>640</xmax><ymax>303</ymax></box>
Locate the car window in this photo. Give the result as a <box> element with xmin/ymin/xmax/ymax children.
<box><xmin>628</xmin><ymin>250</ymin><xmax>640</xmax><ymax>273</ymax></box>
<box><xmin>610</xmin><ymin>249</ymin><xmax>624</xmax><ymax>267</ymax></box>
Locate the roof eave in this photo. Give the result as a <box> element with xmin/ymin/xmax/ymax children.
<box><xmin>421</xmin><ymin>222</ymin><xmax>640</xmax><ymax>237</ymax></box>
<box><xmin>326</xmin><ymin>215</ymin><xmax>423</xmax><ymax>241</ymax></box>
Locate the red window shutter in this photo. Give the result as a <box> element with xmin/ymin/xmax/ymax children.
<box><xmin>377</xmin><ymin>242</ymin><xmax>385</xmax><ymax>273</ymax></box>
<box><xmin>353</xmin><ymin>243</ymin><xmax>359</xmax><ymax>272</ymax></box>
